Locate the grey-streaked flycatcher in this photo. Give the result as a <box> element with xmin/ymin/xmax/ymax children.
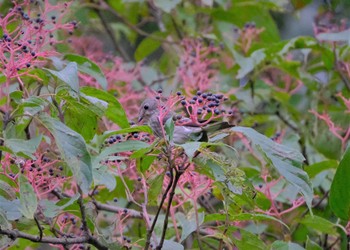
<box><xmin>138</xmin><ymin>98</ymin><xmax>232</xmax><ymax>144</ymax></box>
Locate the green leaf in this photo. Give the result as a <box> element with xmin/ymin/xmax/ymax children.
<box><xmin>165</xmin><ymin>118</ymin><xmax>174</xmax><ymax>142</ymax></box>
<box><xmin>0</xmin><ymin>210</ymin><xmax>11</xmax><ymax>230</ymax></box>
<box><xmin>234</xmin><ymin>49</ymin><xmax>266</xmax><ymax>79</ymax></box>
<box><xmin>271</xmin><ymin>240</ymin><xmax>305</xmax><ymax>250</ymax></box>
<box><xmin>81</xmin><ymin>87</ymin><xmax>129</xmax><ymax>129</ymax></box>
<box><xmin>205</xmin><ymin>212</ymin><xmax>289</xmax><ymax>230</ymax></box>
<box><xmin>130</xmin><ymin>144</ymin><xmax>154</xmax><ymax>159</ymax></box>
<box><xmin>317</xmin><ymin>30</ymin><xmax>350</xmax><ymax>43</ymax></box>
<box><xmin>0</xmin><ymin>180</ymin><xmax>16</xmax><ymax>199</ymax></box>
<box><xmin>93</xmin><ymin>140</ymin><xmax>150</xmax><ymax>166</ymax></box>
<box><xmin>153</xmin><ymin>0</ymin><xmax>181</xmax><ymax>13</ymax></box>
<box><xmin>148</xmin><ymin>174</ymin><xmax>164</xmax><ymax>206</ymax></box>
<box><xmin>41</xmin><ymin>194</ymin><xmax>79</xmax><ymax>218</ymax></box>
<box><xmin>13</xmin><ymin>97</ymin><xmax>49</xmax><ymax>133</ymax></box>
<box><xmin>162</xmin><ymin>240</ymin><xmax>184</xmax><ymax>250</ymax></box>
<box><xmin>180</xmin><ymin>142</ymin><xmax>201</xmax><ymax>160</ymax></box>
<box><xmin>176</xmin><ymin>212</ymin><xmax>204</xmax><ymax>241</ymax></box>
<box><xmin>100</xmin><ymin>126</ymin><xmax>152</xmax><ymax>144</ymax></box>
<box><xmin>138</xmin><ymin>155</ymin><xmax>157</xmax><ymax>173</ymax></box>
<box><xmin>305</xmin><ymin>160</ymin><xmax>338</xmax><ymax>179</ymax></box>
<box><xmin>231</xmin><ymin>126</ymin><xmax>313</xmax><ymax>210</ymax></box>
<box><xmin>300</xmin><ymin>215</ymin><xmax>337</xmax><ymax>234</ymax></box>
<box><xmin>194</xmin><ymin>150</ymin><xmax>245</xmax><ymax>196</ymax></box>
<box><xmin>213</xmin><ymin>5</ymin><xmax>280</xmax><ymax>43</ymax></box>
<box><xmin>0</xmin><ymin>196</ymin><xmax>22</xmax><ymax>220</ymax></box>
<box><xmin>45</xmin><ymin>62</ymin><xmax>80</xmax><ymax>93</ymax></box>
<box><xmin>19</xmin><ymin>96</ymin><xmax>49</xmax><ymax>116</ymax></box>
<box><xmin>291</xmin><ymin>0</ymin><xmax>312</xmax><ymax>9</ymax></box>
<box><xmin>313</xmin><ymin>129</ymin><xmax>342</xmax><ymax>159</ymax></box>
<box><xmin>39</xmin><ymin>114</ymin><xmax>92</xmax><ymax>194</ymax></box>
<box><xmin>4</xmin><ymin>135</ymin><xmax>42</xmax><ymax>158</ymax></box>
<box><xmin>135</xmin><ymin>37</ymin><xmax>161</xmax><ymax>61</ymax></box>
<box><xmin>64</xmin><ymin>54</ymin><xmax>108</xmax><ymax>89</ymax></box>
<box><xmin>93</xmin><ymin>166</ymin><xmax>117</xmax><ymax>191</ymax></box>
<box><xmin>305</xmin><ymin>237</ymin><xmax>322</xmax><ymax>250</ymax></box>
<box><xmin>329</xmin><ymin>147</ymin><xmax>350</xmax><ymax>220</ymax></box>
<box><xmin>18</xmin><ymin>175</ymin><xmax>38</xmax><ymax>219</ymax></box>
<box><xmin>232</xmin><ymin>228</ymin><xmax>266</xmax><ymax>250</ymax></box>
<box><xmin>62</xmin><ymin>95</ymin><xmax>98</xmax><ymax>141</ymax></box>
<box><xmin>205</xmin><ymin>158</ymin><xmax>243</xmax><ymax>195</ymax></box>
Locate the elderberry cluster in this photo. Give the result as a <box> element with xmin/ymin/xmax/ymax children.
<box><xmin>102</xmin><ymin>128</ymin><xmax>152</xmax><ymax>166</ymax></box>
<box><xmin>174</xmin><ymin>90</ymin><xmax>235</xmax><ymax>125</ymax></box>
<box><xmin>0</xmin><ymin>1</ymin><xmax>77</xmax><ymax>74</ymax></box>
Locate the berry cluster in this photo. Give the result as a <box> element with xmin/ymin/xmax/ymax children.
<box><xmin>0</xmin><ymin>152</ymin><xmax>66</xmax><ymax>198</ymax></box>
<box><xmin>177</xmin><ymin>38</ymin><xmax>220</xmax><ymax>95</ymax></box>
<box><xmin>234</xmin><ymin>21</ymin><xmax>264</xmax><ymax>54</ymax></box>
<box><xmin>174</xmin><ymin>90</ymin><xmax>235</xmax><ymax>126</ymax></box>
<box><xmin>0</xmin><ymin>1</ymin><xmax>76</xmax><ymax>79</ymax></box>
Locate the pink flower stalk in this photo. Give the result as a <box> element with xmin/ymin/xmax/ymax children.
<box><xmin>176</xmin><ymin>38</ymin><xmax>219</xmax><ymax>95</ymax></box>
<box><xmin>261</xmin><ymin>68</ymin><xmax>304</xmax><ymax>94</ymax></box>
<box><xmin>336</xmin><ymin>92</ymin><xmax>350</xmax><ymax>113</ymax></box>
<box><xmin>0</xmin><ymin>152</ymin><xmax>67</xmax><ymax>199</ymax></box>
<box><xmin>150</xmin><ymin>91</ymin><xmax>235</xmax><ymax>128</ymax></box>
<box><xmin>71</xmin><ymin>37</ymin><xmax>140</xmax><ymax>88</ymax></box>
<box><xmin>176</xmin><ymin>91</ymin><xmax>235</xmax><ymax>126</ymax></box>
<box><xmin>53</xmin><ymin>213</ymin><xmax>84</xmax><ymax>249</ymax></box>
<box><xmin>0</xmin><ymin>0</ymin><xmax>76</xmax><ymax>99</ymax></box>
<box><xmin>175</xmin><ymin>167</ymin><xmax>214</xmax><ymax>206</ymax></box>
<box><xmin>70</xmin><ymin>36</ymin><xmax>141</xmax><ymax>120</ymax></box>
<box><xmin>236</xmin><ymin>22</ymin><xmax>265</xmax><ymax>54</ymax></box>
<box><xmin>309</xmin><ymin>109</ymin><xmax>350</xmax><ymax>150</ymax></box>
<box><xmin>255</xmin><ymin>174</ymin><xmax>305</xmax><ymax>218</ymax></box>
<box><xmin>313</xmin><ymin>11</ymin><xmax>347</xmax><ymax>37</ymax></box>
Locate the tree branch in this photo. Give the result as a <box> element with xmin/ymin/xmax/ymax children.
<box><xmin>93</xmin><ymin>200</ymin><xmax>143</xmax><ymax>218</ymax></box>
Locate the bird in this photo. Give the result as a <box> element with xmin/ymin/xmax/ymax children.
<box><xmin>138</xmin><ymin>98</ymin><xmax>232</xmax><ymax>144</ymax></box>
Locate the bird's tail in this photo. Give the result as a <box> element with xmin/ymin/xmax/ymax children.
<box><xmin>203</xmin><ymin>121</ymin><xmax>233</xmax><ymax>133</ymax></box>
<box><xmin>197</xmin><ymin>122</ymin><xmax>233</xmax><ymax>142</ymax></box>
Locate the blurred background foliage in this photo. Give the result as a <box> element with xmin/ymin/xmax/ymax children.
<box><xmin>1</xmin><ymin>0</ymin><xmax>350</xmax><ymax>249</ymax></box>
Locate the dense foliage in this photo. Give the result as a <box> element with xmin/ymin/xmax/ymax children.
<box><xmin>1</xmin><ymin>0</ymin><xmax>350</xmax><ymax>249</ymax></box>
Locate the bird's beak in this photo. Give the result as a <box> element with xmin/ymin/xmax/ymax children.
<box><xmin>138</xmin><ymin>116</ymin><xmax>143</xmax><ymax>123</ymax></box>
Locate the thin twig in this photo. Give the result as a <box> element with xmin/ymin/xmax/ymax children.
<box><xmin>333</xmin><ymin>43</ymin><xmax>350</xmax><ymax>91</ymax></box>
<box><xmin>170</xmin><ymin>16</ymin><xmax>183</xmax><ymax>40</ymax></box>
<box><xmin>275</xmin><ymin>110</ymin><xmax>298</xmax><ymax>132</ymax></box>
<box><xmin>34</xmin><ymin>215</ymin><xmax>43</xmax><ymax>241</ymax></box>
<box><xmin>99</xmin><ymin>1</ymin><xmax>180</xmax><ymax>45</ymax></box>
<box><xmin>144</xmin><ymin>168</ymin><xmax>174</xmax><ymax>250</ymax></box>
<box><xmin>0</xmin><ymin>229</ymin><xmax>89</xmax><ymax>245</ymax></box>
<box><xmin>0</xmin><ymin>111</ymin><xmax>12</xmax><ymax>160</ymax></box>
<box><xmin>51</xmin><ymin>97</ymin><xmax>64</xmax><ymax>123</ymax></box>
<box><xmin>77</xmin><ymin>186</ymin><xmax>89</xmax><ymax>234</ymax></box>
<box><xmin>275</xmin><ymin>109</ymin><xmax>309</xmax><ymax>165</ymax></box>
<box><xmin>94</xmin><ymin>4</ymin><xmax>131</xmax><ymax>61</ymax></box>
<box><xmin>149</xmin><ymin>74</ymin><xmax>175</xmax><ymax>87</ymax></box>
<box><xmin>156</xmin><ymin>170</ymin><xmax>182</xmax><ymax>250</ymax></box>
<box><xmin>93</xmin><ymin>200</ymin><xmax>143</xmax><ymax>218</ymax></box>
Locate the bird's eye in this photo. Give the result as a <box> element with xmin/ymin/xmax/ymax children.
<box><xmin>143</xmin><ymin>104</ymin><xmax>149</xmax><ymax>110</ymax></box>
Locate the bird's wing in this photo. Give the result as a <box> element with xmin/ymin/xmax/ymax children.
<box><xmin>173</xmin><ymin>126</ymin><xmax>203</xmax><ymax>144</ymax></box>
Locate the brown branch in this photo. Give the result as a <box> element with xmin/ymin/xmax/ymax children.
<box><xmin>77</xmin><ymin>186</ymin><xmax>109</xmax><ymax>249</ymax></box>
<box><xmin>0</xmin><ymin>229</ymin><xmax>88</xmax><ymax>245</ymax></box>
<box><xmin>34</xmin><ymin>215</ymin><xmax>43</xmax><ymax>241</ymax></box>
<box><xmin>96</xmin><ymin>1</ymin><xmax>179</xmax><ymax>45</ymax></box>
<box><xmin>145</xmin><ymin>168</ymin><xmax>174</xmax><ymax>250</ymax></box>
<box><xmin>77</xmin><ymin>186</ymin><xmax>89</xmax><ymax>234</ymax></box>
<box><xmin>333</xmin><ymin>43</ymin><xmax>350</xmax><ymax>91</ymax></box>
<box><xmin>94</xmin><ymin>5</ymin><xmax>131</xmax><ymax>61</ymax></box>
<box><xmin>156</xmin><ymin>169</ymin><xmax>182</xmax><ymax>250</ymax></box>
<box><xmin>51</xmin><ymin>97</ymin><xmax>64</xmax><ymax>123</ymax></box>
<box><xmin>93</xmin><ymin>201</ymin><xmax>143</xmax><ymax>219</ymax></box>
<box><xmin>0</xmin><ymin>228</ymin><xmax>108</xmax><ymax>250</ymax></box>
